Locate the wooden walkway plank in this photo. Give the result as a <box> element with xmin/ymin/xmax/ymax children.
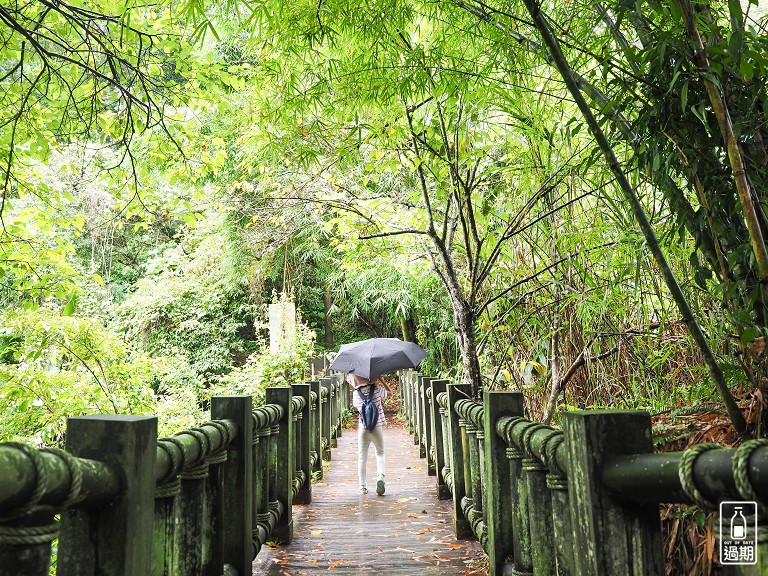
<box><xmin>253</xmin><ymin>423</ymin><xmax>485</xmax><ymax>575</ymax></box>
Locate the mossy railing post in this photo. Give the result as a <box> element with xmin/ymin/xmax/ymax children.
<box><xmin>498</xmin><ymin>424</ymin><xmax>533</xmax><ymax>574</ymax></box>
<box><xmin>423</xmin><ymin>377</ymin><xmax>436</xmax><ymax>476</ymax></box>
<box><xmin>0</xmin><ymin>508</ymin><xmax>55</xmax><ymax>575</ymax></box>
<box><xmin>175</xmin><ymin>430</ymin><xmax>210</xmax><ymax>576</ymax></box>
<box><xmin>309</xmin><ymin>380</ymin><xmax>323</xmax><ymax>480</ymax></box>
<box><xmin>404</xmin><ymin>371</ymin><xmax>413</xmax><ymax>434</ymax></box>
<box><xmin>203</xmin><ymin>427</ymin><xmax>227</xmax><ymax>575</ymax></box>
<box><xmin>320</xmin><ymin>377</ymin><xmax>332</xmax><ymax>461</ymax></box>
<box><xmin>293</xmin><ymin>383</ymin><xmax>312</xmax><ymax>504</ymax></box>
<box><xmin>251</xmin><ymin>412</ymin><xmax>268</xmax><ymax>557</ymax></box>
<box><xmin>329</xmin><ymin>378</ymin><xmax>338</xmax><ymax>449</ymax></box>
<box><xmin>564</xmin><ymin>410</ymin><xmax>664</xmax><ymax>575</ymax></box>
<box><xmin>57</xmin><ymin>415</ymin><xmax>157</xmax><ymax>576</ymax></box>
<box><xmin>461</xmin><ymin>401</ymin><xmax>485</xmax><ymax>541</ymax></box>
<box><xmin>417</xmin><ymin>375</ymin><xmax>428</xmax><ymax>457</ymax></box>
<box><xmin>267</xmin><ymin>386</ymin><xmax>294</xmax><ymax>544</ymax></box>
<box><xmin>211</xmin><ymin>396</ymin><xmax>252</xmax><ymax>575</ymax></box>
<box><xmin>402</xmin><ymin>370</ymin><xmax>415</xmax><ymax>435</ymax></box>
<box><xmin>484</xmin><ymin>391</ymin><xmax>523</xmax><ymax>576</ymax></box>
<box><xmin>431</xmin><ymin>379</ymin><xmax>451</xmax><ymax>500</ymax></box>
<box><xmin>413</xmin><ymin>373</ymin><xmax>422</xmax><ymax>446</ymax></box>
<box><xmin>152</xmin><ymin>451</ymin><xmax>179</xmax><ymax>576</ymax></box>
<box><xmin>446</xmin><ymin>383</ymin><xmax>473</xmax><ymax>539</ymax></box>
<box><xmin>336</xmin><ymin>372</ymin><xmax>349</xmax><ymax>442</ymax></box>
<box><xmin>523</xmin><ymin>430</ymin><xmax>556</xmax><ymax>575</ymax></box>
<box><xmin>546</xmin><ymin>439</ymin><xmax>574</xmax><ymax>576</ymax></box>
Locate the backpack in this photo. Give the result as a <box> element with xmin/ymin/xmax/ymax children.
<box><xmin>357</xmin><ymin>385</ymin><xmax>379</xmax><ymax>431</ymax></box>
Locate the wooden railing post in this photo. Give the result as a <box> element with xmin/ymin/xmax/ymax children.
<box><xmin>201</xmin><ymin>423</ymin><xmax>229</xmax><ymax>576</ymax></box>
<box><xmin>309</xmin><ymin>380</ymin><xmax>323</xmax><ymax>480</ymax></box>
<box><xmin>211</xmin><ymin>396</ymin><xmax>253</xmax><ymax>574</ymax></box>
<box><xmin>446</xmin><ymin>383</ymin><xmax>473</xmax><ymax>539</ymax></box>
<box><xmin>413</xmin><ymin>373</ymin><xmax>421</xmax><ymax>446</ymax></box>
<box><xmin>320</xmin><ymin>377</ymin><xmax>332</xmax><ymax>461</ymax></box>
<box><xmin>176</xmin><ymin>430</ymin><xmax>211</xmax><ymax>576</ymax></box>
<box><xmin>335</xmin><ymin>374</ymin><xmax>346</xmax><ymax>439</ymax></box>
<box><xmin>564</xmin><ymin>410</ymin><xmax>664</xmax><ymax>575</ymax></box>
<box><xmin>402</xmin><ymin>371</ymin><xmax>413</xmax><ymax>434</ymax></box>
<box><xmin>293</xmin><ymin>383</ymin><xmax>312</xmax><ymax>504</ymax></box>
<box><xmin>423</xmin><ymin>377</ymin><xmax>436</xmax><ymax>475</ymax></box>
<box><xmin>58</xmin><ymin>415</ymin><xmax>156</xmax><ymax>576</ymax></box>
<box><xmin>251</xmin><ymin>416</ymin><xmax>268</xmax><ymax>557</ymax></box>
<box><xmin>329</xmin><ymin>378</ymin><xmax>338</xmax><ymax>449</ymax></box>
<box><xmin>484</xmin><ymin>391</ymin><xmax>523</xmax><ymax>576</ymax></box>
<box><xmin>462</xmin><ymin>403</ymin><xmax>485</xmax><ymax>540</ymax></box>
<box><xmin>266</xmin><ymin>386</ymin><xmax>294</xmax><ymax>544</ymax></box>
<box><xmin>417</xmin><ymin>375</ymin><xmax>428</xmax><ymax>457</ymax></box>
<box><xmin>548</xmin><ymin>469</ymin><xmax>574</xmax><ymax>575</ymax></box>
<box><xmin>431</xmin><ymin>379</ymin><xmax>451</xmax><ymax>500</ymax></box>
<box><xmin>523</xmin><ymin>435</ymin><xmax>556</xmax><ymax>575</ymax></box>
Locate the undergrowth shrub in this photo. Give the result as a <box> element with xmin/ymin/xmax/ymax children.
<box><xmin>210</xmin><ymin>317</ymin><xmax>315</xmax><ymax>406</ymax></box>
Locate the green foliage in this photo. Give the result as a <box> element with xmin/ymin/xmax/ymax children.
<box><xmin>210</xmin><ymin>314</ymin><xmax>315</xmax><ymax>406</ymax></box>
<box><xmin>115</xmin><ymin>211</ymin><xmax>259</xmax><ymax>382</ymax></box>
<box><xmin>0</xmin><ymin>307</ymin><xmax>156</xmax><ymax>444</ymax></box>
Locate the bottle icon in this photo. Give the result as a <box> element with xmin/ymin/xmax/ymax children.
<box><xmin>731</xmin><ymin>506</ymin><xmax>747</xmax><ymax>540</ymax></box>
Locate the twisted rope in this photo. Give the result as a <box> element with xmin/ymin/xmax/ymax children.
<box><xmin>181</xmin><ymin>429</ymin><xmax>211</xmax><ymax>480</ymax></box>
<box><xmin>0</xmin><ymin>523</ymin><xmax>59</xmax><ymax>545</ymax></box>
<box><xmin>732</xmin><ymin>438</ymin><xmax>768</xmax><ymax>516</ymax></box>
<box><xmin>521</xmin><ymin>422</ymin><xmax>549</xmax><ymax>457</ymax></box>
<box><xmin>156</xmin><ymin>438</ymin><xmax>182</xmax><ymax>498</ymax></box>
<box><xmin>205</xmin><ymin>449</ymin><xmax>227</xmax><ymax>466</ymax></box>
<box><xmin>0</xmin><ymin>443</ymin><xmax>48</xmax><ymax>522</ymax></box>
<box><xmin>155</xmin><ymin>478</ymin><xmax>182</xmax><ymax>499</ymax></box>
<box><xmin>543</xmin><ymin>433</ymin><xmax>565</xmax><ymax>471</ymax></box>
<box><xmin>41</xmin><ymin>447</ymin><xmax>85</xmax><ymax>509</ymax></box>
<box><xmin>678</xmin><ymin>443</ymin><xmax>720</xmax><ymax>511</ymax></box>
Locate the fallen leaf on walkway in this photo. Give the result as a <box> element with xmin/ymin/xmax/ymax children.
<box><xmin>311</xmin><ymin>530</ymin><xmax>322</xmax><ymax>536</ymax></box>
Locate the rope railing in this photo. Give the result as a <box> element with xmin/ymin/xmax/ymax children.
<box><xmin>399</xmin><ymin>369</ymin><xmax>768</xmax><ymax>576</ymax></box>
<box><xmin>0</xmin><ymin>370</ymin><xmax>348</xmax><ymax>576</ymax></box>
<box><xmin>0</xmin><ymin>444</ymin><xmax>119</xmax><ymax>517</ymax></box>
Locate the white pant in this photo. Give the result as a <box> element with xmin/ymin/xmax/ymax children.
<box><xmin>357</xmin><ymin>425</ymin><xmax>385</xmax><ymax>487</ymax></box>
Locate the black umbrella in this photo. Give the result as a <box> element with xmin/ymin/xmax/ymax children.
<box><xmin>329</xmin><ymin>337</ymin><xmax>427</xmax><ymax>379</ymax></box>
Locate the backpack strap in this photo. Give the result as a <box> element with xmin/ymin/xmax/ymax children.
<box><xmin>357</xmin><ymin>384</ymin><xmax>375</xmax><ymax>400</ymax></box>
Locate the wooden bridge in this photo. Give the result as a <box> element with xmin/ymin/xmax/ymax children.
<box><xmin>253</xmin><ymin>422</ymin><xmax>483</xmax><ymax>575</ymax></box>
<box><xmin>2</xmin><ymin>368</ymin><xmax>768</xmax><ymax>575</ymax></box>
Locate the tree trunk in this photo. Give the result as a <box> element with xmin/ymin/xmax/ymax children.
<box><xmin>323</xmin><ymin>286</ymin><xmax>334</xmax><ymax>349</ymax></box>
<box><xmin>399</xmin><ymin>315</ymin><xmax>416</xmax><ymax>342</ymax></box>
<box><xmin>454</xmin><ymin>304</ymin><xmax>483</xmax><ymax>398</ymax></box>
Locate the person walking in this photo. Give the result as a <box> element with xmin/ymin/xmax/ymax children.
<box><xmin>347</xmin><ymin>373</ymin><xmax>391</xmax><ymax>495</ymax></box>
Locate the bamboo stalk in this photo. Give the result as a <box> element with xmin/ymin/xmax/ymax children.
<box><xmin>519</xmin><ymin>0</ymin><xmax>749</xmax><ymax>437</ymax></box>
<box><xmin>678</xmin><ymin>0</ymin><xmax>768</xmax><ymax>306</ymax></box>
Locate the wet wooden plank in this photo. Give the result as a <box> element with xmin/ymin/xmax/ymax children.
<box><xmin>253</xmin><ymin>423</ymin><xmax>484</xmax><ymax>575</ymax></box>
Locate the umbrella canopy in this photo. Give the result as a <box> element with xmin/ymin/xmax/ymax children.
<box><xmin>329</xmin><ymin>337</ymin><xmax>427</xmax><ymax>380</ymax></box>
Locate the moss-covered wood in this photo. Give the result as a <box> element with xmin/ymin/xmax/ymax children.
<box><xmin>293</xmin><ymin>383</ymin><xmax>312</xmax><ymax>505</ymax></box>
<box><xmin>58</xmin><ymin>415</ymin><xmax>157</xmax><ymax>576</ymax></box>
<box><xmin>446</xmin><ymin>383</ymin><xmax>473</xmax><ymax>539</ymax></box>
<box><xmin>564</xmin><ymin>410</ymin><xmax>664</xmax><ymax>575</ymax></box>
<box><xmin>211</xmin><ymin>396</ymin><xmax>253</xmax><ymax>575</ymax></box>
<box><xmin>483</xmin><ymin>391</ymin><xmax>523</xmax><ymax>576</ymax></box>
<box><xmin>309</xmin><ymin>380</ymin><xmax>323</xmax><ymax>480</ymax></box>
<box><xmin>267</xmin><ymin>386</ymin><xmax>294</xmax><ymax>544</ymax></box>
<box><xmin>431</xmin><ymin>379</ymin><xmax>451</xmax><ymax>500</ymax></box>
<box><xmin>320</xmin><ymin>378</ymin><xmax>332</xmax><ymax>461</ymax></box>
